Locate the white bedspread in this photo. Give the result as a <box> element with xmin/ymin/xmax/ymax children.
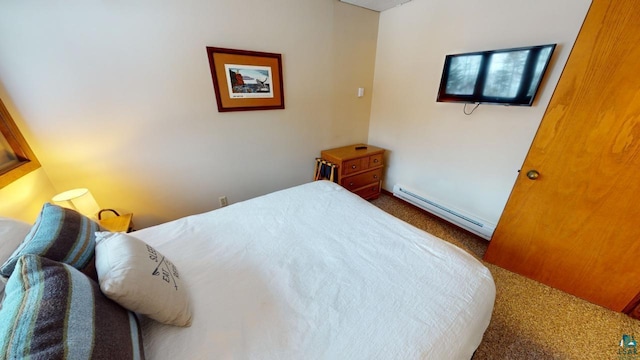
<box><xmin>135</xmin><ymin>181</ymin><xmax>495</xmax><ymax>360</ymax></box>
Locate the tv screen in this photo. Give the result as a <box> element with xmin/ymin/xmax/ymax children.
<box><xmin>436</xmin><ymin>44</ymin><xmax>556</xmax><ymax>106</ymax></box>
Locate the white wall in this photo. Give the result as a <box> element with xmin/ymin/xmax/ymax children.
<box><xmin>0</xmin><ymin>169</ymin><xmax>57</xmax><ymax>223</ymax></box>
<box><xmin>0</xmin><ymin>1</ymin><xmax>379</xmax><ymax>227</ymax></box>
<box><xmin>368</xmin><ymin>0</ymin><xmax>591</xmax><ymax>227</ymax></box>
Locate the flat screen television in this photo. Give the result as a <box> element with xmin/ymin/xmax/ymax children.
<box><xmin>436</xmin><ymin>44</ymin><xmax>556</xmax><ymax>106</ymax></box>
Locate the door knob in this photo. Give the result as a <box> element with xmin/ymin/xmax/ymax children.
<box><xmin>526</xmin><ymin>170</ymin><xmax>540</xmax><ymax>180</ymax></box>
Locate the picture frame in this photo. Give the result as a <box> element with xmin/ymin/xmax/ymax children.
<box><xmin>206</xmin><ymin>47</ymin><xmax>285</xmax><ymax>112</ymax></box>
<box><xmin>0</xmin><ymin>97</ymin><xmax>41</xmax><ymax>189</ymax></box>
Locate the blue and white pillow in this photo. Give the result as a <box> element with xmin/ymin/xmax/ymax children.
<box><xmin>0</xmin><ymin>203</ymin><xmax>101</xmax><ymax>278</ymax></box>
<box><xmin>0</xmin><ymin>255</ymin><xmax>144</xmax><ymax>359</ymax></box>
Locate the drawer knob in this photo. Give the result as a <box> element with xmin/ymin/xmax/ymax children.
<box><xmin>351</xmin><ymin>165</ymin><xmax>357</xmax><ymax>169</ymax></box>
<box><xmin>373</xmin><ymin>159</ymin><xmax>379</xmax><ymax>163</ymax></box>
<box><xmin>349</xmin><ymin>182</ymin><xmax>354</xmax><ymax>186</ymax></box>
<box><xmin>373</xmin><ymin>175</ymin><xmax>378</xmax><ymax>179</ymax></box>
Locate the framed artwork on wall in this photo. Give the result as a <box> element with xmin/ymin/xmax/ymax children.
<box><xmin>0</xmin><ymin>97</ymin><xmax>41</xmax><ymax>188</ymax></box>
<box><xmin>206</xmin><ymin>47</ymin><xmax>285</xmax><ymax>112</ymax></box>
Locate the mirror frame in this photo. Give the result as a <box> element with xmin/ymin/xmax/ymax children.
<box><xmin>0</xmin><ymin>97</ymin><xmax>40</xmax><ymax>189</ymax></box>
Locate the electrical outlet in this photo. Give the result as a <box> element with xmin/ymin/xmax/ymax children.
<box><xmin>219</xmin><ymin>196</ymin><xmax>228</xmax><ymax>207</ymax></box>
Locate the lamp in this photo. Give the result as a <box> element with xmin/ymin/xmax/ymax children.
<box><xmin>52</xmin><ymin>188</ymin><xmax>101</xmax><ymax>219</ymax></box>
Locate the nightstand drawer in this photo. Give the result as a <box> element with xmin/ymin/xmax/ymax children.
<box><xmin>343</xmin><ymin>157</ymin><xmax>368</xmax><ymax>175</ymax></box>
<box><xmin>341</xmin><ymin>168</ymin><xmax>382</xmax><ymax>190</ymax></box>
<box><xmin>369</xmin><ymin>154</ymin><xmax>383</xmax><ymax>167</ymax></box>
<box><xmin>354</xmin><ymin>183</ymin><xmax>380</xmax><ymax>199</ymax></box>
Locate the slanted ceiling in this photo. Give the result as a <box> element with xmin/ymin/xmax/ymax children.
<box><xmin>339</xmin><ymin>0</ymin><xmax>413</xmax><ymax>12</ymax></box>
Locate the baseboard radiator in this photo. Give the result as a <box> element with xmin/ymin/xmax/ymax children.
<box><xmin>392</xmin><ymin>184</ymin><xmax>495</xmax><ymax>240</ymax></box>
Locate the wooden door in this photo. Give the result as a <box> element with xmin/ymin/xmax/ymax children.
<box><xmin>484</xmin><ymin>0</ymin><xmax>640</xmax><ymax>312</ymax></box>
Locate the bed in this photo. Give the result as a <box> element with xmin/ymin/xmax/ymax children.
<box><xmin>0</xmin><ymin>180</ymin><xmax>495</xmax><ymax>359</ymax></box>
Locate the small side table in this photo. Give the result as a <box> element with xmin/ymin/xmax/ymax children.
<box><xmin>320</xmin><ymin>143</ymin><xmax>385</xmax><ymax>200</ymax></box>
<box><xmin>98</xmin><ymin>213</ymin><xmax>134</xmax><ymax>233</ymax></box>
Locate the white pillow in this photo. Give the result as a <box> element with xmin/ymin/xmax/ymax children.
<box><xmin>0</xmin><ymin>217</ymin><xmax>32</xmax><ymax>297</ymax></box>
<box><xmin>94</xmin><ymin>231</ymin><xmax>192</xmax><ymax>327</ymax></box>
<box><xmin>0</xmin><ymin>217</ymin><xmax>32</xmax><ymax>265</ymax></box>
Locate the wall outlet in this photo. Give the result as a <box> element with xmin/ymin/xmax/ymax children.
<box><xmin>219</xmin><ymin>196</ymin><xmax>228</xmax><ymax>207</ymax></box>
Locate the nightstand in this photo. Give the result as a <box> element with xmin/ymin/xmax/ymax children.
<box><xmin>320</xmin><ymin>143</ymin><xmax>385</xmax><ymax>200</ymax></box>
<box><xmin>98</xmin><ymin>213</ymin><xmax>134</xmax><ymax>233</ymax></box>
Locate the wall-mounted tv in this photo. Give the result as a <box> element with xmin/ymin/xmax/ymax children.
<box><xmin>436</xmin><ymin>44</ymin><xmax>556</xmax><ymax>106</ymax></box>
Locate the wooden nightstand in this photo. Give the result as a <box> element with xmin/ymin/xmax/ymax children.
<box><xmin>320</xmin><ymin>143</ymin><xmax>385</xmax><ymax>200</ymax></box>
<box><xmin>98</xmin><ymin>213</ymin><xmax>134</xmax><ymax>233</ymax></box>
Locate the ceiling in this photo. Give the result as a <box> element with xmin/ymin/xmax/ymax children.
<box><xmin>339</xmin><ymin>0</ymin><xmax>413</xmax><ymax>12</ymax></box>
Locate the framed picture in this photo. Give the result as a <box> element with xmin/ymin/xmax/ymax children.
<box><xmin>206</xmin><ymin>47</ymin><xmax>285</xmax><ymax>112</ymax></box>
<box><xmin>0</xmin><ymin>97</ymin><xmax>41</xmax><ymax>189</ymax></box>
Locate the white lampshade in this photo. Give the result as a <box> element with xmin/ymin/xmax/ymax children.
<box><xmin>52</xmin><ymin>188</ymin><xmax>101</xmax><ymax>218</ymax></box>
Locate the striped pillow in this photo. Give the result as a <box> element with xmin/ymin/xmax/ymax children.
<box><xmin>0</xmin><ymin>203</ymin><xmax>100</xmax><ymax>278</ymax></box>
<box><xmin>0</xmin><ymin>255</ymin><xmax>145</xmax><ymax>359</ymax></box>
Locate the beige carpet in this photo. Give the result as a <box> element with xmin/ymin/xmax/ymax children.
<box><xmin>370</xmin><ymin>193</ymin><xmax>640</xmax><ymax>360</ymax></box>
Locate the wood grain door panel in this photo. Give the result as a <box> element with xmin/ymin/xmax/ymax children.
<box><xmin>484</xmin><ymin>0</ymin><xmax>640</xmax><ymax>312</ymax></box>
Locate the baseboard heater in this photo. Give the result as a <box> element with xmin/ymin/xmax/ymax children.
<box><xmin>392</xmin><ymin>184</ymin><xmax>495</xmax><ymax>240</ymax></box>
